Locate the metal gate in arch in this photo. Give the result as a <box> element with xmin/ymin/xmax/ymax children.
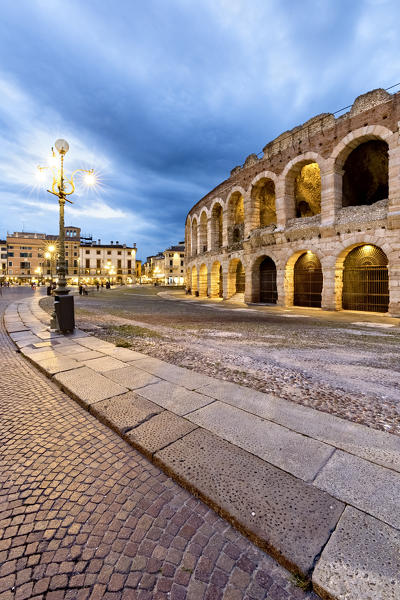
<box><xmin>293</xmin><ymin>252</ymin><xmax>323</xmax><ymax>307</ymax></box>
<box><xmin>342</xmin><ymin>245</ymin><xmax>389</xmax><ymax>312</ymax></box>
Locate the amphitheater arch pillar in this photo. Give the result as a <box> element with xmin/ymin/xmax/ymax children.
<box><xmin>320</xmin><ymin>265</ymin><xmax>336</xmax><ymax>311</ymax></box>
<box><xmin>243</xmin><ymin>190</ymin><xmax>254</xmax><ymax>238</ymax></box>
<box><xmin>388</xmin><ymin>259</ymin><xmax>400</xmax><ymax>317</ymax></box>
<box><xmin>275</xmin><ymin>179</ymin><xmax>288</xmax><ymax>229</ymax></box>
<box><xmin>276</xmin><ymin>268</ymin><xmax>285</xmax><ymax>307</ymax></box>
<box><xmin>320</xmin><ymin>160</ymin><xmax>343</xmax><ymax>226</ymax></box>
<box><xmin>388</xmin><ymin>138</ymin><xmax>400</xmax><ymax>230</ymax></box>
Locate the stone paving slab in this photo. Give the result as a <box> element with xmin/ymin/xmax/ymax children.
<box><xmin>82</xmin><ymin>355</ymin><xmax>127</xmax><ymax>372</ymax></box>
<box><xmin>314</xmin><ymin>450</ymin><xmax>400</xmax><ymax>529</ymax></box>
<box><xmin>32</xmin><ymin>355</ymin><xmax>81</xmax><ymax>375</ymax></box>
<box><xmin>54</xmin><ymin>347</ymin><xmax>104</xmax><ymax>360</ymax></box>
<box><xmin>90</xmin><ymin>391</ymin><xmax>163</xmax><ymax>433</ymax></box>
<box><xmin>155</xmin><ymin>428</ymin><xmax>345</xmax><ymax>576</ymax></box>
<box><xmin>107</xmin><ymin>364</ymin><xmax>161</xmax><ymax>390</ymax></box>
<box><xmin>197</xmin><ymin>379</ymin><xmax>400</xmax><ymax>473</ymax></box>
<box><xmin>134</xmin><ymin>356</ymin><xmax>216</xmax><ymax>389</ymax></box>
<box><xmin>76</xmin><ymin>337</ymin><xmax>117</xmax><ymax>351</ymax></box>
<box><xmin>187</xmin><ymin>401</ymin><xmax>334</xmax><ymax>481</ymax></box>
<box><xmin>98</xmin><ymin>346</ymin><xmax>145</xmax><ymax>361</ymax></box>
<box><xmin>312</xmin><ymin>507</ymin><xmax>400</xmax><ymax>600</ymax></box>
<box><xmin>126</xmin><ymin>410</ymin><xmax>198</xmax><ymax>458</ymax></box>
<box><xmin>136</xmin><ymin>380</ymin><xmax>215</xmax><ymax>415</ymax></box>
<box><xmin>3</xmin><ymin>322</ymin><xmax>29</xmax><ymax>332</ymax></box>
<box><xmin>54</xmin><ymin>366</ymin><xmax>128</xmax><ymax>406</ymax></box>
<box><xmin>22</xmin><ymin>348</ymin><xmax>58</xmax><ymax>362</ymax></box>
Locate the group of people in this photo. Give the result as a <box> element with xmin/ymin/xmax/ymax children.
<box><xmin>78</xmin><ymin>281</ymin><xmax>111</xmax><ymax>295</ymax></box>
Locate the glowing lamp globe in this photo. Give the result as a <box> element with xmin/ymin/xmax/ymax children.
<box><xmin>84</xmin><ymin>172</ymin><xmax>96</xmax><ymax>186</ymax></box>
<box><xmin>55</xmin><ymin>139</ymin><xmax>69</xmax><ymax>155</ymax></box>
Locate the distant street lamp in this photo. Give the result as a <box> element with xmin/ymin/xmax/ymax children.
<box><xmin>38</xmin><ymin>139</ymin><xmax>96</xmax><ymax>332</ymax></box>
<box><xmin>44</xmin><ymin>244</ymin><xmax>56</xmax><ymax>284</ymax></box>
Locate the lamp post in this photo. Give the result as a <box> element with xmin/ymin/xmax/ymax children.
<box><xmin>38</xmin><ymin>139</ymin><xmax>95</xmax><ymax>332</ymax></box>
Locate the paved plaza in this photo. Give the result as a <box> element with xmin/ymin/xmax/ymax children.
<box><xmin>0</xmin><ymin>288</ymin><xmax>317</xmax><ymax>600</ymax></box>
<box><xmin>3</xmin><ymin>287</ymin><xmax>400</xmax><ymax>599</ymax></box>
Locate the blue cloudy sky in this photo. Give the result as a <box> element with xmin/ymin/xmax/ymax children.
<box><xmin>0</xmin><ymin>0</ymin><xmax>399</xmax><ymax>260</ymax></box>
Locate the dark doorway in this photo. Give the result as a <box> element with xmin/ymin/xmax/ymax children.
<box><xmin>236</xmin><ymin>262</ymin><xmax>245</xmax><ymax>293</ymax></box>
<box><xmin>342</xmin><ymin>245</ymin><xmax>389</xmax><ymax>312</ymax></box>
<box><xmin>218</xmin><ymin>265</ymin><xmax>223</xmax><ymax>298</ymax></box>
<box><xmin>342</xmin><ymin>140</ymin><xmax>388</xmax><ymax>207</ymax></box>
<box><xmin>259</xmin><ymin>257</ymin><xmax>277</xmax><ymax>303</ymax></box>
<box><xmin>294</xmin><ymin>253</ymin><xmax>323</xmax><ymax>307</ymax></box>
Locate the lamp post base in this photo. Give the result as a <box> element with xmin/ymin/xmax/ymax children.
<box><xmin>51</xmin><ymin>294</ymin><xmax>75</xmax><ymax>333</ymax></box>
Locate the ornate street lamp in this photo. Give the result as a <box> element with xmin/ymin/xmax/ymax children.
<box><xmin>38</xmin><ymin>139</ymin><xmax>96</xmax><ymax>332</ymax></box>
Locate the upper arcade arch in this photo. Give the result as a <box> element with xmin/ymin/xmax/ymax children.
<box><xmin>250</xmin><ymin>172</ymin><xmax>277</xmax><ymax>229</ymax></box>
<box><xmin>210</xmin><ymin>201</ymin><xmax>224</xmax><ymax>250</ymax></box>
<box><xmin>199</xmin><ymin>211</ymin><xmax>208</xmax><ymax>254</ymax></box>
<box><xmin>227</xmin><ymin>190</ymin><xmax>245</xmax><ymax>245</ymax></box>
<box><xmin>282</xmin><ymin>152</ymin><xmax>324</xmax><ymax>220</ymax></box>
<box><xmin>191</xmin><ymin>217</ymin><xmax>198</xmax><ymax>256</ymax></box>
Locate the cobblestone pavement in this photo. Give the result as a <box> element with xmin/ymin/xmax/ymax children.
<box><xmin>0</xmin><ymin>289</ymin><xmax>318</xmax><ymax>600</ymax></box>
<box><xmin>43</xmin><ymin>286</ymin><xmax>400</xmax><ymax>436</ymax></box>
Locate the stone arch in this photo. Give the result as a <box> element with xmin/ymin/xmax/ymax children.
<box><xmin>342</xmin><ymin>140</ymin><xmax>388</xmax><ymax>207</ymax></box>
<box><xmin>285</xmin><ymin>249</ymin><xmax>323</xmax><ymax>307</ymax></box>
<box><xmin>210</xmin><ymin>261</ymin><xmax>223</xmax><ymax>298</ymax></box>
<box><xmin>282</xmin><ymin>152</ymin><xmax>323</xmax><ymax>219</ymax></box>
<box><xmin>185</xmin><ymin>218</ymin><xmax>192</xmax><ymax>258</ymax></box>
<box><xmin>250</xmin><ymin>254</ymin><xmax>277</xmax><ymax>303</ymax></box>
<box><xmin>191</xmin><ymin>266</ymin><xmax>198</xmax><ymax>294</ymax></box>
<box><xmin>227</xmin><ymin>190</ymin><xmax>245</xmax><ymax>245</ymax></box>
<box><xmin>210</xmin><ymin>202</ymin><xmax>223</xmax><ymax>250</ymax></box>
<box><xmin>199</xmin><ymin>263</ymin><xmax>208</xmax><ymax>297</ymax></box>
<box><xmin>227</xmin><ymin>258</ymin><xmax>245</xmax><ymax>298</ymax></box>
<box><xmin>199</xmin><ymin>211</ymin><xmax>208</xmax><ymax>254</ymax></box>
<box><xmin>250</xmin><ymin>174</ymin><xmax>277</xmax><ymax>228</ymax></box>
<box><xmin>191</xmin><ymin>217</ymin><xmax>198</xmax><ymax>256</ymax></box>
<box><xmin>335</xmin><ymin>243</ymin><xmax>390</xmax><ymax>312</ymax></box>
<box><xmin>330</xmin><ymin>125</ymin><xmax>394</xmax><ymax>167</ymax></box>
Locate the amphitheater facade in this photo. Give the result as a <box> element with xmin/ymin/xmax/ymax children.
<box><xmin>185</xmin><ymin>88</ymin><xmax>400</xmax><ymax>317</ymax></box>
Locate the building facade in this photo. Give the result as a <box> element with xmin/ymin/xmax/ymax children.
<box><xmin>4</xmin><ymin>227</ymin><xmax>137</xmax><ymax>284</ymax></box>
<box><xmin>185</xmin><ymin>89</ymin><xmax>400</xmax><ymax>316</ymax></box>
<box><xmin>142</xmin><ymin>243</ymin><xmax>185</xmax><ymax>285</ymax></box>
<box><xmin>79</xmin><ymin>235</ymin><xmax>137</xmax><ymax>284</ymax></box>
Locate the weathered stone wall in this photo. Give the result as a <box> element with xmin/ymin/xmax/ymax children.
<box><xmin>185</xmin><ymin>89</ymin><xmax>400</xmax><ymax>316</ymax></box>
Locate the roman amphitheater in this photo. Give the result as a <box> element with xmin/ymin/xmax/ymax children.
<box><xmin>185</xmin><ymin>88</ymin><xmax>400</xmax><ymax>316</ymax></box>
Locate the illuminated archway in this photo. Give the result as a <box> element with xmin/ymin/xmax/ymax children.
<box><xmin>199</xmin><ymin>212</ymin><xmax>208</xmax><ymax>253</ymax></box>
<box><xmin>210</xmin><ymin>203</ymin><xmax>223</xmax><ymax>250</ymax></box>
<box><xmin>191</xmin><ymin>266</ymin><xmax>198</xmax><ymax>294</ymax></box>
<box><xmin>191</xmin><ymin>218</ymin><xmax>198</xmax><ymax>256</ymax></box>
<box><xmin>227</xmin><ymin>192</ymin><xmax>244</xmax><ymax>245</ymax></box>
<box><xmin>251</xmin><ymin>255</ymin><xmax>277</xmax><ymax>303</ymax></box>
<box><xmin>293</xmin><ymin>252</ymin><xmax>323</xmax><ymax>307</ymax></box>
<box><xmin>199</xmin><ymin>263</ymin><xmax>208</xmax><ymax>297</ymax></box>
<box><xmin>210</xmin><ymin>261</ymin><xmax>223</xmax><ymax>298</ymax></box>
<box><xmin>342</xmin><ymin>245</ymin><xmax>388</xmax><ymax>312</ymax></box>
<box><xmin>250</xmin><ymin>178</ymin><xmax>276</xmax><ymax>227</ymax></box>
<box><xmin>228</xmin><ymin>258</ymin><xmax>245</xmax><ymax>297</ymax></box>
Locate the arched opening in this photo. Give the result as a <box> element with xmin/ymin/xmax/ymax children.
<box><xmin>294</xmin><ymin>162</ymin><xmax>321</xmax><ymax>217</ymax></box>
<box><xmin>259</xmin><ymin>257</ymin><xmax>277</xmax><ymax>303</ymax></box>
<box><xmin>251</xmin><ymin>178</ymin><xmax>276</xmax><ymax>227</ymax></box>
<box><xmin>211</xmin><ymin>203</ymin><xmax>223</xmax><ymax>250</ymax></box>
<box><xmin>294</xmin><ymin>252</ymin><xmax>323</xmax><ymax>307</ymax></box>
<box><xmin>342</xmin><ymin>140</ymin><xmax>388</xmax><ymax>207</ymax></box>
<box><xmin>210</xmin><ymin>261</ymin><xmax>223</xmax><ymax>298</ymax></box>
<box><xmin>199</xmin><ymin>264</ymin><xmax>208</xmax><ymax>297</ymax></box>
<box><xmin>191</xmin><ymin>218</ymin><xmax>198</xmax><ymax>256</ymax></box>
<box><xmin>199</xmin><ymin>212</ymin><xmax>208</xmax><ymax>254</ymax></box>
<box><xmin>342</xmin><ymin>245</ymin><xmax>389</xmax><ymax>312</ymax></box>
<box><xmin>227</xmin><ymin>192</ymin><xmax>244</xmax><ymax>245</ymax></box>
<box><xmin>191</xmin><ymin>266</ymin><xmax>198</xmax><ymax>295</ymax></box>
<box><xmin>228</xmin><ymin>259</ymin><xmax>245</xmax><ymax>298</ymax></box>
<box><xmin>185</xmin><ymin>222</ymin><xmax>192</xmax><ymax>258</ymax></box>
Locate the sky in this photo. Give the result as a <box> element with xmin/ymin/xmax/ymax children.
<box><xmin>1</xmin><ymin>0</ymin><xmax>400</xmax><ymax>260</ymax></box>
